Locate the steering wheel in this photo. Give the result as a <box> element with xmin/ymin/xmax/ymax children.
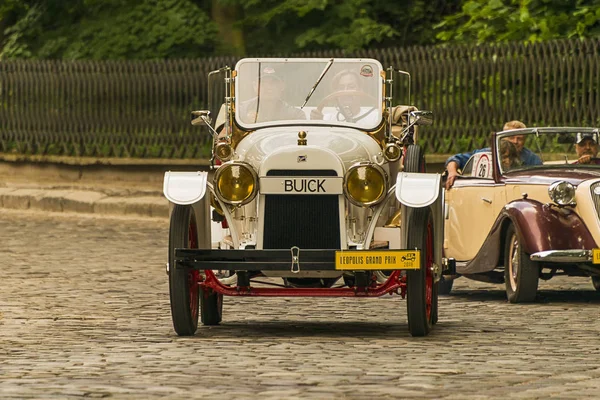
<box><xmin>584</xmin><ymin>157</ymin><xmax>600</xmax><ymax>164</ymax></box>
<box><xmin>575</xmin><ymin>157</ymin><xmax>600</xmax><ymax>165</ymax></box>
<box><xmin>314</xmin><ymin>90</ymin><xmax>378</xmax><ymax>117</ymax></box>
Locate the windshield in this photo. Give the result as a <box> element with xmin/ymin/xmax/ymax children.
<box><xmin>234</xmin><ymin>58</ymin><xmax>384</xmax><ymax>130</ymax></box>
<box><xmin>496</xmin><ymin>128</ymin><xmax>600</xmax><ymax>174</ymax></box>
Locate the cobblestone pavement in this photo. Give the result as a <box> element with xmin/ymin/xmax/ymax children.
<box><xmin>2</xmin><ymin>210</ymin><xmax>600</xmax><ymax>399</ymax></box>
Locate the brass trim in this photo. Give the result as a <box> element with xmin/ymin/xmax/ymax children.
<box><xmin>298</xmin><ymin>131</ymin><xmax>307</xmax><ymax>146</ymax></box>
<box><xmin>215</xmin><ymin>142</ymin><xmax>233</xmax><ymax>161</ymax></box>
<box><xmin>385</xmin><ymin>209</ymin><xmax>402</xmax><ymax>227</ymax></box>
<box><xmin>384</xmin><ymin>142</ymin><xmax>401</xmax><ymax>162</ymax></box>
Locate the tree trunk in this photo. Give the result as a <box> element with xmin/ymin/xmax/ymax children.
<box><xmin>212</xmin><ymin>0</ymin><xmax>245</xmax><ymax>56</ymax></box>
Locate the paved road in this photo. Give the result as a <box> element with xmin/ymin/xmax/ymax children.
<box><xmin>2</xmin><ymin>209</ymin><xmax>600</xmax><ymax>399</ymax></box>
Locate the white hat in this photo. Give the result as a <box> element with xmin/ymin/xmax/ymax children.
<box><xmin>576</xmin><ymin>132</ymin><xmax>598</xmax><ymax>144</ymax></box>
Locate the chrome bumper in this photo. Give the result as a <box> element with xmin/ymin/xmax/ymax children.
<box><xmin>530</xmin><ymin>250</ymin><xmax>592</xmax><ymax>263</ymax></box>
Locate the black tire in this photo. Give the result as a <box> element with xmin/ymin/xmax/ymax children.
<box><xmin>201</xmin><ymin>289</ymin><xmax>223</xmax><ymax>326</ymax></box>
<box><xmin>591</xmin><ymin>276</ymin><xmax>600</xmax><ymax>292</ymax></box>
<box><xmin>431</xmin><ymin>276</ymin><xmax>439</xmax><ymax>326</ymax></box>
<box><xmin>504</xmin><ymin>224</ymin><xmax>539</xmax><ymax>303</ymax></box>
<box><xmin>169</xmin><ymin>205</ymin><xmax>223</xmax><ymax>335</ymax></box>
<box><xmin>406</xmin><ymin>207</ymin><xmax>437</xmax><ymax>336</ymax></box>
<box><xmin>169</xmin><ymin>205</ymin><xmax>199</xmax><ymax>335</ymax></box>
<box><xmin>438</xmin><ymin>275</ymin><xmax>454</xmax><ymax>295</ymax></box>
<box><xmin>404</xmin><ymin>144</ymin><xmax>426</xmax><ymax>173</ymax></box>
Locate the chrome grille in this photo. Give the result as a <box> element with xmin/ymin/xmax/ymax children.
<box><xmin>263</xmin><ymin>170</ymin><xmax>340</xmax><ymax>250</ymax></box>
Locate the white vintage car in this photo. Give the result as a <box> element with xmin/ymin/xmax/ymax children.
<box><xmin>163</xmin><ymin>58</ymin><xmax>447</xmax><ymax>336</ymax></box>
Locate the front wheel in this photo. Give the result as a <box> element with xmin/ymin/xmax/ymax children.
<box><xmin>406</xmin><ymin>207</ymin><xmax>437</xmax><ymax>336</ymax></box>
<box><xmin>504</xmin><ymin>224</ymin><xmax>539</xmax><ymax>303</ymax></box>
<box><xmin>169</xmin><ymin>205</ymin><xmax>223</xmax><ymax>334</ymax></box>
<box><xmin>591</xmin><ymin>276</ymin><xmax>600</xmax><ymax>292</ymax></box>
<box><xmin>169</xmin><ymin>205</ymin><xmax>200</xmax><ymax>335</ymax></box>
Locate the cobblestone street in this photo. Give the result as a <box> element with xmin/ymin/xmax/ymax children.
<box><xmin>2</xmin><ymin>209</ymin><xmax>600</xmax><ymax>399</ymax></box>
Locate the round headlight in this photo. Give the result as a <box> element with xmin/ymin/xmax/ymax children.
<box><xmin>344</xmin><ymin>163</ymin><xmax>387</xmax><ymax>206</ymax></box>
<box><xmin>384</xmin><ymin>142</ymin><xmax>401</xmax><ymax>162</ymax></box>
<box><xmin>214</xmin><ymin>162</ymin><xmax>258</xmax><ymax>205</ymax></box>
<box><xmin>548</xmin><ymin>181</ymin><xmax>576</xmax><ymax>206</ymax></box>
<box><xmin>215</xmin><ymin>142</ymin><xmax>233</xmax><ymax>162</ymax></box>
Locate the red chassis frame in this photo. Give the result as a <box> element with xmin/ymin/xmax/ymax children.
<box><xmin>198</xmin><ymin>269</ymin><xmax>408</xmax><ymax>298</ymax></box>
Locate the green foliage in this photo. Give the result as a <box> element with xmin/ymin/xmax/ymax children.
<box><xmin>231</xmin><ymin>0</ymin><xmax>393</xmax><ymax>53</ymax></box>
<box><xmin>231</xmin><ymin>0</ymin><xmax>457</xmax><ymax>54</ymax></box>
<box><xmin>1</xmin><ymin>0</ymin><xmax>218</xmax><ymax>59</ymax></box>
<box><xmin>435</xmin><ymin>0</ymin><xmax>600</xmax><ymax>43</ymax></box>
<box><xmin>2</xmin><ymin>0</ymin><xmax>600</xmax><ymax>59</ymax></box>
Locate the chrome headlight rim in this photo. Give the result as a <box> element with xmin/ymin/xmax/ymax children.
<box><xmin>343</xmin><ymin>162</ymin><xmax>388</xmax><ymax>207</ymax></box>
<box><xmin>215</xmin><ymin>142</ymin><xmax>234</xmax><ymax>162</ymax></box>
<box><xmin>548</xmin><ymin>180</ymin><xmax>576</xmax><ymax>206</ymax></box>
<box><xmin>213</xmin><ymin>161</ymin><xmax>258</xmax><ymax>206</ymax></box>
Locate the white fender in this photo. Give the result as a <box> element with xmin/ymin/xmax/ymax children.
<box><xmin>163</xmin><ymin>171</ymin><xmax>208</xmax><ymax>205</ymax></box>
<box><xmin>395</xmin><ymin>172</ymin><xmax>441</xmax><ymax>208</ymax></box>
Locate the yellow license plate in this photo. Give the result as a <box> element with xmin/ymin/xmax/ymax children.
<box><xmin>593</xmin><ymin>249</ymin><xmax>600</xmax><ymax>264</ymax></box>
<box><xmin>335</xmin><ymin>250</ymin><xmax>421</xmax><ymax>270</ymax></box>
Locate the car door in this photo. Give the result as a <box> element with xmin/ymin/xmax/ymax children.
<box><xmin>444</xmin><ymin>152</ymin><xmax>504</xmax><ymax>261</ymax></box>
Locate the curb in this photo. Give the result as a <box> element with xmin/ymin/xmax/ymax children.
<box><xmin>0</xmin><ymin>187</ymin><xmax>169</xmax><ymax>219</ymax></box>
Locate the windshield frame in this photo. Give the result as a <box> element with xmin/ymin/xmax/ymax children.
<box><xmin>233</xmin><ymin>58</ymin><xmax>385</xmax><ymax>131</ymax></box>
<box><xmin>495</xmin><ymin>127</ymin><xmax>600</xmax><ymax>175</ymax></box>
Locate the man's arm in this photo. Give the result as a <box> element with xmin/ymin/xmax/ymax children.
<box><xmin>444</xmin><ymin>148</ymin><xmax>494</xmax><ymax>189</ymax></box>
<box><xmin>444</xmin><ymin>151</ymin><xmax>475</xmax><ymax>189</ymax></box>
<box><xmin>445</xmin><ymin>160</ymin><xmax>460</xmax><ymax>190</ymax></box>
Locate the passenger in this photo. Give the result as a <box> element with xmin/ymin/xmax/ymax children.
<box><xmin>499</xmin><ymin>139</ymin><xmax>521</xmax><ymax>170</ymax></box>
<box><xmin>502</xmin><ymin>124</ymin><xmax>542</xmax><ymax>166</ymax></box>
<box><xmin>239</xmin><ymin>66</ymin><xmax>306</xmax><ymax>123</ymax></box>
<box><xmin>445</xmin><ymin>120</ymin><xmax>541</xmax><ymax>189</ymax></box>
<box><xmin>574</xmin><ymin>132</ymin><xmax>600</xmax><ymax>164</ymax></box>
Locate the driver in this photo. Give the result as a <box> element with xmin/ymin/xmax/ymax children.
<box><xmin>310</xmin><ymin>69</ymin><xmax>377</xmax><ymax>123</ymax></box>
<box><xmin>239</xmin><ymin>66</ymin><xmax>305</xmax><ymax>123</ymax></box>
<box><xmin>574</xmin><ymin>132</ymin><xmax>600</xmax><ymax>164</ymax></box>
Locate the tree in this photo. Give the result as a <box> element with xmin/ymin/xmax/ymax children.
<box><xmin>435</xmin><ymin>0</ymin><xmax>600</xmax><ymax>43</ymax></box>
<box><xmin>0</xmin><ymin>0</ymin><xmax>218</xmax><ymax>59</ymax></box>
<box><xmin>0</xmin><ymin>0</ymin><xmax>461</xmax><ymax>59</ymax></box>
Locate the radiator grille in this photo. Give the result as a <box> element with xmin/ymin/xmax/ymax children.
<box><xmin>263</xmin><ymin>170</ymin><xmax>340</xmax><ymax>249</ymax></box>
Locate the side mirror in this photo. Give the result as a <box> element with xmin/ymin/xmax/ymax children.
<box><xmin>191</xmin><ymin>109</ymin><xmax>221</xmax><ymax>140</ymax></box>
<box><xmin>191</xmin><ymin>110</ymin><xmax>211</xmax><ymax>126</ymax></box>
<box><xmin>410</xmin><ymin>110</ymin><xmax>433</xmax><ymax>126</ymax></box>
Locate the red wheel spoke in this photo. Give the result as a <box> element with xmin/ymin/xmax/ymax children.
<box><xmin>188</xmin><ymin>218</ymin><xmax>199</xmax><ymax>320</ymax></box>
<box><xmin>425</xmin><ymin>220</ymin><xmax>434</xmax><ymax>319</ymax></box>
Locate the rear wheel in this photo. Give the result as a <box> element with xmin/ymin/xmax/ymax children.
<box><xmin>438</xmin><ymin>275</ymin><xmax>454</xmax><ymax>295</ymax></box>
<box><xmin>406</xmin><ymin>207</ymin><xmax>437</xmax><ymax>336</ymax></box>
<box><xmin>504</xmin><ymin>224</ymin><xmax>539</xmax><ymax>303</ymax></box>
<box><xmin>201</xmin><ymin>288</ymin><xmax>223</xmax><ymax>326</ymax></box>
<box><xmin>404</xmin><ymin>144</ymin><xmax>425</xmax><ymax>173</ymax></box>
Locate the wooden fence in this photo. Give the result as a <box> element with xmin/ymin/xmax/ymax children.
<box><xmin>1</xmin><ymin>38</ymin><xmax>598</xmax><ymax>158</ymax></box>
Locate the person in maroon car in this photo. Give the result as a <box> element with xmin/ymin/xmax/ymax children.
<box><xmin>499</xmin><ymin>139</ymin><xmax>521</xmax><ymax>170</ymax></box>
<box><xmin>574</xmin><ymin>132</ymin><xmax>600</xmax><ymax>165</ymax></box>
